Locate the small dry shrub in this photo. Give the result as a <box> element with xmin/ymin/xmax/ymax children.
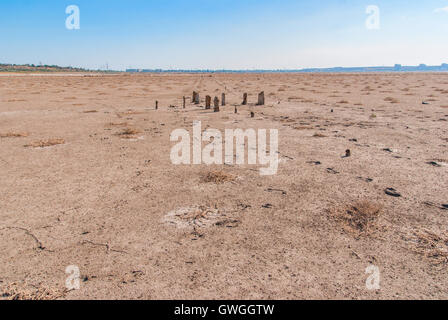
<box><xmin>312</xmin><ymin>133</ymin><xmax>327</xmax><ymax>138</ymax></box>
<box><xmin>24</xmin><ymin>139</ymin><xmax>65</xmax><ymax>148</ymax></box>
<box><xmin>106</xmin><ymin>122</ymin><xmax>128</xmax><ymax>127</ymax></box>
<box><xmin>0</xmin><ymin>132</ymin><xmax>28</xmax><ymax>138</ymax></box>
<box><xmin>0</xmin><ymin>282</ymin><xmax>66</xmax><ymax>300</ymax></box>
<box><xmin>411</xmin><ymin>229</ymin><xmax>448</xmax><ymax>265</ymax></box>
<box><xmin>120</xmin><ymin>110</ymin><xmax>145</xmax><ymax>116</ymax></box>
<box><xmin>294</xmin><ymin>126</ymin><xmax>312</xmax><ymax>130</ymax></box>
<box><xmin>200</xmin><ymin>171</ymin><xmax>236</xmax><ymax>184</ymax></box>
<box><xmin>384</xmin><ymin>97</ymin><xmax>399</xmax><ymax>104</ymax></box>
<box><xmin>330</xmin><ymin>201</ymin><xmax>382</xmax><ymax>236</ymax></box>
<box><xmin>115</xmin><ymin>128</ymin><xmax>140</xmax><ymax>138</ymax></box>
<box><xmin>163</xmin><ymin>205</ymin><xmax>223</xmax><ymax>229</ymax></box>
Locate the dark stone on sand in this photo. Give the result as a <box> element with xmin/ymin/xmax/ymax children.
<box><xmin>385</xmin><ymin>188</ymin><xmax>401</xmax><ymax>197</ymax></box>
<box><xmin>427</xmin><ymin>161</ymin><xmax>442</xmax><ymax>167</ymax></box>
<box><xmin>266</xmin><ymin>188</ymin><xmax>287</xmax><ymax>195</ymax></box>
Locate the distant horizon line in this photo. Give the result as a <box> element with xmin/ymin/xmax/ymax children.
<box><xmin>2</xmin><ymin>62</ymin><xmax>448</xmax><ymax>73</ymax></box>
<box><xmin>127</xmin><ymin>63</ymin><xmax>448</xmax><ymax>73</ymax></box>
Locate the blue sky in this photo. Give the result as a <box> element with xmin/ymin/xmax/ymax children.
<box><xmin>0</xmin><ymin>0</ymin><xmax>447</xmax><ymax>70</ymax></box>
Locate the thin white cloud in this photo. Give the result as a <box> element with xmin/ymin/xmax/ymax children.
<box><xmin>434</xmin><ymin>6</ymin><xmax>448</xmax><ymax>13</ymax></box>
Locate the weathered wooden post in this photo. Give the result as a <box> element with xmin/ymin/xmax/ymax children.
<box><xmin>214</xmin><ymin>97</ymin><xmax>220</xmax><ymax>112</ymax></box>
<box><xmin>193</xmin><ymin>91</ymin><xmax>200</xmax><ymax>104</ymax></box>
<box><xmin>221</xmin><ymin>93</ymin><xmax>226</xmax><ymax>106</ymax></box>
<box><xmin>257</xmin><ymin>91</ymin><xmax>265</xmax><ymax>105</ymax></box>
<box><xmin>205</xmin><ymin>95</ymin><xmax>211</xmax><ymax>109</ymax></box>
<box><xmin>155</xmin><ymin>100</ymin><xmax>158</xmax><ymax>110</ymax></box>
<box><xmin>183</xmin><ymin>96</ymin><xmax>186</xmax><ymax>109</ymax></box>
<box><xmin>242</xmin><ymin>93</ymin><xmax>248</xmax><ymax>105</ymax></box>
<box><xmin>234</xmin><ymin>106</ymin><xmax>238</xmax><ymax>114</ymax></box>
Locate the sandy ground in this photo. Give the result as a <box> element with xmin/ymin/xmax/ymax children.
<box><xmin>0</xmin><ymin>72</ymin><xmax>447</xmax><ymax>300</ymax></box>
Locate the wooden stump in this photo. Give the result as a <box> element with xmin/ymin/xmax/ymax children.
<box><xmin>257</xmin><ymin>91</ymin><xmax>265</xmax><ymax>105</ymax></box>
<box><xmin>155</xmin><ymin>100</ymin><xmax>158</xmax><ymax>110</ymax></box>
<box><xmin>214</xmin><ymin>97</ymin><xmax>220</xmax><ymax>112</ymax></box>
<box><xmin>242</xmin><ymin>93</ymin><xmax>248</xmax><ymax>105</ymax></box>
<box><xmin>183</xmin><ymin>96</ymin><xmax>186</xmax><ymax>109</ymax></box>
<box><xmin>250</xmin><ymin>112</ymin><xmax>255</xmax><ymax>118</ymax></box>
<box><xmin>221</xmin><ymin>93</ymin><xmax>226</xmax><ymax>106</ymax></box>
<box><xmin>205</xmin><ymin>95</ymin><xmax>211</xmax><ymax>109</ymax></box>
<box><xmin>193</xmin><ymin>91</ymin><xmax>200</xmax><ymax>104</ymax></box>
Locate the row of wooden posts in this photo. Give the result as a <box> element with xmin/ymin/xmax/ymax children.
<box><xmin>155</xmin><ymin>91</ymin><xmax>264</xmax><ymax>116</ymax></box>
<box><xmin>192</xmin><ymin>91</ymin><xmax>265</xmax><ymax>111</ymax></box>
<box><xmin>156</xmin><ymin>91</ymin><xmax>264</xmax><ymax>118</ymax></box>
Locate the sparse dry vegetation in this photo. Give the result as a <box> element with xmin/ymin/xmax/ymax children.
<box><xmin>200</xmin><ymin>171</ymin><xmax>236</xmax><ymax>184</ymax></box>
<box><xmin>0</xmin><ymin>132</ymin><xmax>28</xmax><ymax>138</ymax></box>
<box><xmin>330</xmin><ymin>201</ymin><xmax>383</xmax><ymax>237</ymax></box>
<box><xmin>0</xmin><ymin>282</ymin><xmax>66</xmax><ymax>300</ymax></box>
<box><xmin>106</xmin><ymin>122</ymin><xmax>128</xmax><ymax>127</ymax></box>
<box><xmin>115</xmin><ymin>128</ymin><xmax>141</xmax><ymax>138</ymax></box>
<box><xmin>411</xmin><ymin>229</ymin><xmax>448</xmax><ymax>266</ymax></box>
<box><xmin>119</xmin><ymin>110</ymin><xmax>145</xmax><ymax>116</ymax></box>
<box><xmin>24</xmin><ymin>139</ymin><xmax>65</xmax><ymax>148</ymax></box>
<box><xmin>384</xmin><ymin>97</ymin><xmax>399</xmax><ymax>104</ymax></box>
<box><xmin>312</xmin><ymin>133</ymin><xmax>327</xmax><ymax>138</ymax></box>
